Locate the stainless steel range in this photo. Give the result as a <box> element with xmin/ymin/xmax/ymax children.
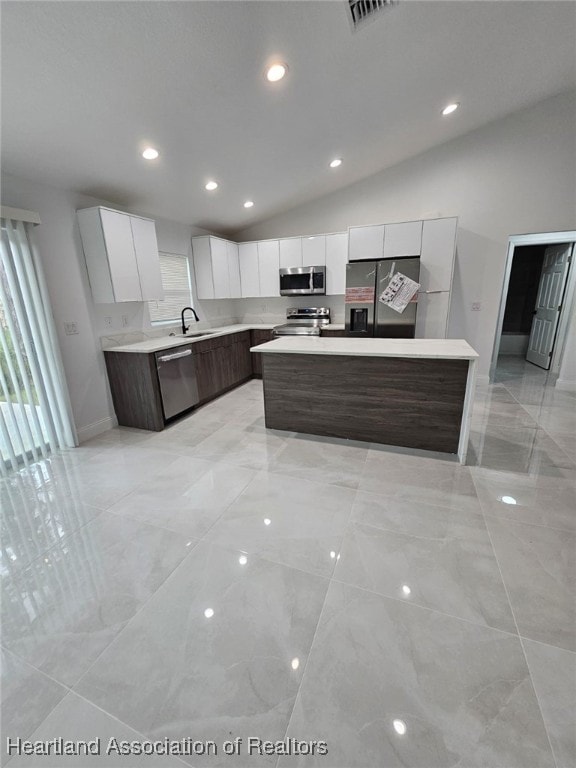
<box><xmin>273</xmin><ymin>307</ymin><xmax>331</xmax><ymax>337</ymax></box>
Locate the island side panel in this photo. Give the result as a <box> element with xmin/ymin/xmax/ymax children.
<box><xmin>261</xmin><ymin>353</ymin><xmax>469</xmax><ymax>454</ymax></box>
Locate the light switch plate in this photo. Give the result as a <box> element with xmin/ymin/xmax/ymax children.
<box><xmin>471</xmin><ymin>302</ymin><xmax>481</xmax><ymax>311</ymax></box>
<box><xmin>64</xmin><ymin>322</ymin><xmax>79</xmax><ymax>335</ymax></box>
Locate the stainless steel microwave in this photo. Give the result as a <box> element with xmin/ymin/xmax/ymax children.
<box><xmin>279</xmin><ymin>266</ymin><xmax>326</xmax><ymax>296</ymax></box>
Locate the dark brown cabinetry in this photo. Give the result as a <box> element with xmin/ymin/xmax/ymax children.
<box><xmin>320</xmin><ymin>328</ymin><xmax>346</xmax><ymax>337</ymax></box>
<box><xmin>193</xmin><ymin>331</ymin><xmax>252</xmax><ymax>403</ymax></box>
<box><xmin>250</xmin><ymin>329</ymin><xmax>275</xmax><ymax>376</ymax></box>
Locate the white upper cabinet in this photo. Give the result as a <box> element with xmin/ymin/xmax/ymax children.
<box><xmin>348</xmin><ymin>225</ymin><xmax>384</xmax><ymax>262</ymax></box>
<box><xmin>191</xmin><ymin>237</ymin><xmax>214</xmax><ymax>300</ymax></box>
<box><xmin>210</xmin><ymin>237</ymin><xmax>230</xmax><ymax>299</ymax></box>
<box><xmin>419</xmin><ymin>217</ymin><xmax>458</xmax><ymax>292</ymax></box>
<box><xmin>302</xmin><ymin>235</ymin><xmax>326</xmax><ymax>266</ymax></box>
<box><xmin>257</xmin><ymin>240</ymin><xmax>280</xmax><ymax>297</ymax></box>
<box><xmin>78</xmin><ymin>206</ymin><xmax>163</xmax><ymax>303</ymax></box>
<box><xmin>383</xmin><ymin>221</ymin><xmax>423</xmax><ymax>259</ymax></box>
<box><xmin>239</xmin><ymin>242</ymin><xmax>260</xmax><ymax>297</ymax></box>
<box><xmin>279</xmin><ymin>238</ymin><xmax>302</xmax><ymax>268</ymax></box>
<box><xmin>129</xmin><ymin>216</ymin><xmax>163</xmax><ymax>301</ymax></box>
<box><xmin>325</xmin><ymin>233</ymin><xmax>348</xmax><ymax>295</ymax></box>
<box><xmin>227</xmin><ymin>241</ymin><xmax>241</xmax><ymax>298</ymax></box>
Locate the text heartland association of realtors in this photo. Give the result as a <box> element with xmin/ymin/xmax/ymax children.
<box><xmin>6</xmin><ymin>737</ymin><xmax>329</xmax><ymax>757</ymax></box>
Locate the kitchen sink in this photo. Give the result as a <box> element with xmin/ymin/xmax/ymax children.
<box><xmin>179</xmin><ymin>331</ymin><xmax>213</xmax><ymax>338</ymax></box>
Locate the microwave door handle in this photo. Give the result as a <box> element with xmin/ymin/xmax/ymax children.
<box><xmin>310</xmin><ymin>268</ymin><xmax>314</xmax><ymax>292</ymax></box>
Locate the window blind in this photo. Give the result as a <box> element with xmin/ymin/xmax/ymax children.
<box><xmin>148</xmin><ymin>252</ymin><xmax>193</xmax><ymax>323</ymax></box>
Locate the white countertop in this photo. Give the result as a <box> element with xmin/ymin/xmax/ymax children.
<box><xmin>106</xmin><ymin>324</ymin><xmax>276</xmax><ymax>354</ymax></box>
<box><xmin>252</xmin><ymin>337</ymin><xmax>478</xmax><ymax>360</ymax></box>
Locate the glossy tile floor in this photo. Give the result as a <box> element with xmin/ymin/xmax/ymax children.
<box><xmin>1</xmin><ymin>356</ymin><xmax>574</xmax><ymax>767</ymax></box>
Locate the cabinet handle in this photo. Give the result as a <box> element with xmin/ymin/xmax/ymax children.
<box><xmin>157</xmin><ymin>349</ymin><xmax>193</xmax><ymax>362</ymax></box>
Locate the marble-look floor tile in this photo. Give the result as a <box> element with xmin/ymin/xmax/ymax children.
<box><xmin>485</xmin><ymin>516</ymin><xmax>575</xmax><ymax>652</ymax></box>
<box><xmin>334</xmin><ymin>520</ymin><xmax>516</xmax><ymax>632</ymax></box>
<box><xmin>190</xmin><ymin>424</ymin><xmax>292</xmax><ymax>470</ymax></box>
<box><xmin>522</xmin><ymin>404</ymin><xmax>576</xmax><ymax>436</ymax></box>
<box><xmin>522</xmin><ymin>639</ymin><xmax>576</xmax><ymax>768</ymax></box>
<box><xmin>1</xmin><ymin>513</ymin><xmax>191</xmax><ymax>686</ymax></box>
<box><xmin>472</xmin><ymin>467</ymin><xmax>576</xmax><ymax>531</ymax></box>
<box><xmin>359</xmin><ymin>457</ymin><xmax>481</xmax><ymax>512</ymax></box>
<box><xmin>279</xmin><ymin>581</ymin><xmax>555</xmax><ymax>768</ymax></box>
<box><xmin>268</xmin><ymin>433</ymin><xmax>369</xmax><ymax>489</ymax></box>
<box><xmin>7</xmin><ymin>692</ymin><xmax>186</xmax><ymax>766</ymax></box>
<box><xmin>1</xmin><ymin>648</ymin><xmax>67</xmax><ymax>765</ymax></box>
<box><xmin>205</xmin><ymin>472</ymin><xmax>355</xmax><ymax>577</ymax></box>
<box><xmin>75</xmin><ymin>542</ymin><xmax>330</xmax><ymax>767</ymax></box>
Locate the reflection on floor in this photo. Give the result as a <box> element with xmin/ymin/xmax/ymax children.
<box><xmin>1</xmin><ymin>356</ymin><xmax>574</xmax><ymax>767</ymax></box>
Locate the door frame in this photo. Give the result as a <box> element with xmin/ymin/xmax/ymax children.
<box><xmin>489</xmin><ymin>230</ymin><xmax>576</xmax><ymax>383</ymax></box>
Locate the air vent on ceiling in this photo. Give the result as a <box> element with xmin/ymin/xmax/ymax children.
<box><xmin>348</xmin><ymin>0</ymin><xmax>397</xmax><ymax>29</ymax></box>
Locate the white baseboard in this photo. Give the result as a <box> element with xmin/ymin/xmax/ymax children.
<box><xmin>77</xmin><ymin>415</ymin><xmax>118</xmax><ymax>444</ymax></box>
<box><xmin>555</xmin><ymin>378</ymin><xmax>576</xmax><ymax>392</ymax></box>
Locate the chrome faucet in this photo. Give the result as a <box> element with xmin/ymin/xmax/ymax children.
<box><xmin>181</xmin><ymin>306</ymin><xmax>200</xmax><ymax>335</ymax></box>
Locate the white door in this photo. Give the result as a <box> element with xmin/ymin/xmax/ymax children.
<box><xmin>526</xmin><ymin>244</ymin><xmax>573</xmax><ymax>369</ymax></box>
<box><xmin>130</xmin><ymin>216</ymin><xmax>163</xmax><ymax>301</ymax></box>
<box><xmin>239</xmin><ymin>242</ymin><xmax>260</xmax><ymax>297</ymax></box>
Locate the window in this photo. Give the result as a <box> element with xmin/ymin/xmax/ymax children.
<box><xmin>148</xmin><ymin>252</ymin><xmax>194</xmax><ymax>324</ymax></box>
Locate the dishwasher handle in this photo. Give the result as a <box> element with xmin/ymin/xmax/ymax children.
<box><xmin>157</xmin><ymin>349</ymin><xmax>193</xmax><ymax>363</ymax></box>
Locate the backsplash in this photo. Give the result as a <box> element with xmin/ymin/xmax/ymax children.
<box><xmin>233</xmin><ymin>295</ymin><xmax>345</xmax><ymax>324</ymax></box>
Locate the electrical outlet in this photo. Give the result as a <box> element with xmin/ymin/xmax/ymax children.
<box><xmin>64</xmin><ymin>322</ymin><xmax>79</xmax><ymax>335</ymax></box>
<box><xmin>121</xmin><ymin>315</ymin><xmax>129</xmax><ymax>327</ymax></box>
<box><xmin>471</xmin><ymin>302</ymin><xmax>481</xmax><ymax>311</ymax></box>
<box><xmin>104</xmin><ymin>316</ymin><xmax>113</xmax><ymax>327</ymax></box>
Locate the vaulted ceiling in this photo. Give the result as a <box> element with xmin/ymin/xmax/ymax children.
<box><xmin>2</xmin><ymin>1</ymin><xmax>575</xmax><ymax>235</ymax></box>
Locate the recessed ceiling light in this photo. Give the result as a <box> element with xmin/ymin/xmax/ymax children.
<box><xmin>441</xmin><ymin>103</ymin><xmax>459</xmax><ymax>116</ymax></box>
<box><xmin>205</xmin><ymin>181</ymin><xmax>218</xmax><ymax>191</ymax></box>
<box><xmin>244</xmin><ymin>200</ymin><xmax>254</xmax><ymax>209</ymax></box>
<box><xmin>393</xmin><ymin>719</ymin><xmax>407</xmax><ymax>736</ymax></box>
<box><xmin>329</xmin><ymin>158</ymin><xmax>342</xmax><ymax>168</ymax></box>
<box><xmin>266</xmin><ymin>63</ymin><xmax>287</xmax><ymax>82</ymax></box>
<box><xmin>204</xmin><ymin>608</ymin><xmax>214</xmax><ymax>619</ymax></box>
<box><xmin>142</xmin><ymin>147</ymin><xmax>159</xmax><ymax>160</ymax></box>
<box><xmin>501</xmin><ymin>495</ymin><xmax>517</xmax><ymax>505</ymax></box>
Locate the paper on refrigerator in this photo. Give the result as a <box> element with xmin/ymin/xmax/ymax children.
<box><xmin>379</xmin><ymin>272</ymin><xmax>420</xmax><ymax>314</ymax></box>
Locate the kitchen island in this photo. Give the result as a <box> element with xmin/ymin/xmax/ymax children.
<box><xmin>252</xmin><ymin>337</ymin><xmax>478</xmax><ymax>463</ymax></box>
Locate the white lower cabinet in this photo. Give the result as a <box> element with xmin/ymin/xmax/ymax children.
<box><xmin>239</xmin><ymin>242</ymin><xmax>260</xmax><ymax>297</ymax></box>
<box><xmin>415</xmin><ymin>291</ymin><xmax>451</xmax><ymax>338</ymax></box>
<box><xmin>325</xmin><ymin>233</ymin><xmax>348</xmax><ymax>295</ymax></box>
<box><xmin>257</xmin><ymin>240</ymin><xmax>280</xmax><ymax>297</ymax></box>
<box><xmin>78</xmin><ymin>206</ymin><xmax>163</xmax><ymax>303</ymax></box>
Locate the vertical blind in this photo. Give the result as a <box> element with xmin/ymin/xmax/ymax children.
<box><xmin>148</xmin><ymin>252</ymin><xmax>193</xmax><ymax>323</ymax></box>
<box><xmin>0</xmin><ymin>215</ymin><xmax>77</xmax><ymax>475</ymax></box>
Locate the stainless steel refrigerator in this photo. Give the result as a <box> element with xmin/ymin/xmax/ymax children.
<box><xmin>345</xmin><ymin>257</ymin><xmax>420</xmax><ymax>338</ymax></box>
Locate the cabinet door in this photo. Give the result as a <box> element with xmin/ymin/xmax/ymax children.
<box><xmin>192</xmin><ymin>237</ymin><xmax>214</xmax><ymax>300</ymax></box>
<box><xmin>227</xmin><ymin>241</ymin><xmax>241</xmax><ymax>298</ymax></box>
<box><xmin>239</xmin><ymin>242</ymin><xmax>260</xmax><ymax>297</ymax></box>
<box><xmin>100</xmin><ymin>209</ymin><xmax>142</xmax><ymax>302</ymax></box>
<box><xmin>130</xmin><ymin>216</ymin><xmax>163</xmax><ymax>301</ymax></box>
<box><xmin>279</xmin><ymin>238</ymin><xmax>302</xmax><ymax>268</ymax></box>
<box><xmin>383</xmin><ymin>221</ymin><xmax>423</xmax><ymax>259</ymax></box>
<box><xmin>414</xmin><ymin>291</ymin><xmax>451</xmax><ymax>339</ymax></box>
<box><xmin>325</xmin><ymin>233</ymin><xmax>348</xmax><ymax>295</ymax></box>
<box><xmin>348</xmin><ymin>225</ymin><xmax>384</xmax><ymax>262</ymax></box>
<box><xmin>257</xmin><ymin>240</ymin><xmax>280</xmax><ymax>297</ymax></box>
<box><xmin>302</xmin><ymin>235</ymin><xmax>326</xmax><ymax>266</ymax></box>
<box><xmin>419</xmin><ymin>218</ymin><xmax>457</xmax><ymax>292</ymax></box>
<box><xmin>211</xmin><ymin>237</ymin><xmax>230</xmax><ymax>299</ymax></box>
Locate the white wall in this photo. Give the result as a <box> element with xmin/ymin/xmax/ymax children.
<box><xmin>0</xmin><ymin>173</ymin><xmax>236</xmax><ymax>440</ymax></box>
<box><xmin>235</xmin><ymin>90</ymin><xmax>576</xmax><ymax>380</ymax></box>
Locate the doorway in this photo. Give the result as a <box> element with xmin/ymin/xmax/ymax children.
<box><xmin>490</xmin><ymin>230</ymin><xmax>576</xmax><ymax>383</ymax></box>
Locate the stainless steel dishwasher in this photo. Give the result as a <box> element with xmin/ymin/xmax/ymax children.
<box><xmin>155</xmin><ymin>346</ymin><xmax>200</xmax><ymax>420</ymax></box>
